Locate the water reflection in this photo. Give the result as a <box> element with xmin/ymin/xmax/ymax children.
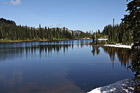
<box><xmin>65</xmin><ymin>46</ymin><xmax>133</xmax><ymax>92</ymax></box>
<box><xmin>91</xmin><ymin>46</ymin><xmax>100</xmax><ymax>56</ymax></box>
<box><xmin>0</xmin><ymin>40</ymin><xmax>134</xmax><ymax>93</ymax></box>
<box><xmin>0</xmin><ymin>40</ymin><xmax>91</xmax><ymax>61</ymax></box>
<box><xmin>91</xmin><ymin>46</ymin><xmax>131</xmax><ymax>68</ymax></box>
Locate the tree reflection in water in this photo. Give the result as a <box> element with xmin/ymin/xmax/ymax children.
<box><xmin>91</xmin><ymin>46</ymin><xmax>132</xmax><ymax>68</ymax></box>
<box><xmin>0</xmin><ymin>41</ymin><xmax>90</xmax><ymax>61</ymax></box>
<box><xmin>91</xmin><ymin>46</ymin><xmax>100</xmax><ymax>56</ymax></box>
<box><xmin>0</xmin><ymin>42</ymin><xmax>134</xmax><ymax>93</ymax></box>
<box><xmin>0</xmin><ymin>44</ymin><xmax>72</xmax><ymax>61</ymax></box>
<box><xmin>92</xmin><ymin>46</ymin><xmax>140</xmax><ymax>76</ymax></box>
<box><xmin>66</xmin><ymin>46</ymin><xmax>134</xmax><ymax>92</ymax></box>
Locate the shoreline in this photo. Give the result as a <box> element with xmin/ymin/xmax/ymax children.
<box><xmin>88</xmin><ymin>78</ymin><xmax>140</xmax><ymax>93</ymax></box>
<box><xmin>0</xmin><ymin>40</ymin><xmax>49</xmax><ymax>43</ymax></box>
<box><xmin>0</xmin><ymin>40</ymin><xmax>133</xmax><ymax>49</ymax></box>
<box><xmin>104</xmin><ymin>44</ymin><xmax>132</xmax><ymax>49</ymax></box>
<box><xmin>0</xmin><ymin>39</ymin><xmax>92</xmax><ymax>43</ymax></box>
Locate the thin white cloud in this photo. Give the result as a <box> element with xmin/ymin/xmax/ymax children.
<box><xmin>10</xmin><ymin>0</ymin><xmax>21</xmax><ymax>5</ymax></box>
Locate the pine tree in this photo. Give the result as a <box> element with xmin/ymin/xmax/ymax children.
<box><xmin>122</xmin><ymin>0</ymin><xmax>140</xmax><ymax>47</ymax></box>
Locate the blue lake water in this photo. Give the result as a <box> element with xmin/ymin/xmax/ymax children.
<box><xmin>0</xmin><ymin>40</ymin><xmax>134</xmax><ymax>93</ymax></box>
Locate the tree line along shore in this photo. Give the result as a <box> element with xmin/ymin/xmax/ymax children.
<box><xmin>0</xmin><ymin>18</ymin><xmax>92</xmax><ymax>43</ymax></box>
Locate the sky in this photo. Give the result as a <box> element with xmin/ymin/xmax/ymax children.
<box><xmin>0</xmin><ymin>0</ymin><xmax>127</xmax><ymax>32</ymax></box>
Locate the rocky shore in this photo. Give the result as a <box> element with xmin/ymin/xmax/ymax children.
<box><xmin>88</xmin><ymin>78</ymin><xmax>140</xmax><ymax>93</ymax></box>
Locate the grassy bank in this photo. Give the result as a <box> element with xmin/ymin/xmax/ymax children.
<box><xmin>0</xmin><ymin>38</ymin><xmax>91</xmax><ymax>43</ymax></box>
<box><xmin>0</xmin><ymin>39</ymin><xmax>49</xmax><ymax>43</ymax></box>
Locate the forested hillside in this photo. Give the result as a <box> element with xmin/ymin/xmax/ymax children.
<box><xmin>0</xmin><ymin>18</ymin><xmax>91</xmax><ymax>41</ymax></box>
<box><xmin>0</xmin><ymin>18</ymin><xmax>16</xmax><ymax>25</ymax></box>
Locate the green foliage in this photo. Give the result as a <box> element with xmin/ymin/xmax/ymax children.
<box><xmin>0</xmin><ymin>18</ymin><xmax>16</xmax><ymax>25</ymax></box>
<box><xmin>128</xmin><ymin>50</ymin><xmax>140</xmax><ymax>76</ymax></box>
<box><xmin>101</xmin><ymin>23</ymin><xmax>133</xmax><ymax>45</ymax></box>
<box><xmin>122</xmin><ymin>0</ymin><xmax>140</xmax><ymax>46</ymax></box>
<box><xmin>0</xmin><ymin>18</ymin><xmax>91</xmax><ymax>42</ymax></box>
<box><xmin>97</xmin><ymin>41</ymin><xmax>106</xmax><ymax>44</ymax></box>
<box><xmin>123</xmin><ymin>0</ymin><xmax>140</xmax><ymax>76</ymax></box>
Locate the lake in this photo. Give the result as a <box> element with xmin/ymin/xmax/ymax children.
<box><xmin>0</xmin><ymin>40</ymin><xmax>134</xmax><ymax>93</ymax></box>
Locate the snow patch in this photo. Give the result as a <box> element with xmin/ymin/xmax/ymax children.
<box><xmin>88</xmin><ymin>79</ymin><xmax>136</xmax><ymax>93</ymax></box>
<box><xmin>104</xmin><ymin>44</ymin><xmax>132</xmax><ymax>49</ymax></box>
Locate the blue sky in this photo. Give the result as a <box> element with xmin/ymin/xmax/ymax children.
<box><xmin>0</xmin><ymin>0</ymin><xmax>127</xmax><ymax>32</ymax></box>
